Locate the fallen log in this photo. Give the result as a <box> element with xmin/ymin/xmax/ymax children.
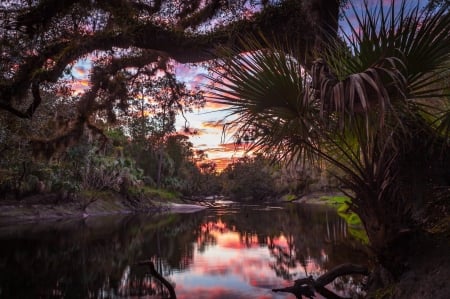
<box><xmin>272</xmin><ymin>263</ymin><xmax>369</xmax><ymax>299</ymax></box>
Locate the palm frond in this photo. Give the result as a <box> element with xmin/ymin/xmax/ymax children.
<box><xmin>207</xmin><ymin>36</ymin><xmax>324</xmax><ymax>164</ymax></box>
<box><xmin>322</xmin><ymin>0</ymin><xmax>450</xmax><ymax>125</ymax></box>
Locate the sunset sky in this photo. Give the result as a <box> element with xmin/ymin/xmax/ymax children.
<box><xmin>69</xmin><ymin>0</ymin><xmax>429</xmax><ymax>171</ymax></box>
<box><xmin>169</xmin><ymin>0</ymin><xmax>431</xmax><ymax>171</ymax></box>
<box><xmin>70</xmin><ymin>57</ymin><xmax>248</xmax><ymax>171</ymax></box>
<box><xmin>174</xmin><ymin>63</ymin><xmax>249</xmax><ymax>171</ymax></box>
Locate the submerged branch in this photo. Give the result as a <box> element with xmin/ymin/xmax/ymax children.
<box><xmin>272</xmin><ymin>263</ymin><xmax>369</xmax><ymax>299</ymax></box>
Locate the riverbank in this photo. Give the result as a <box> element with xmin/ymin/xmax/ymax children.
<box><xmin>0</xmin><ymin>191</ymin><xmax>206</xmax><ymax>225</ymax></box>
<box><xmin>292</xmin><ymin>190</ymin><xmax>347</xmax><ymax>204</ymax></box>
<box><xmin>289</xmin><ymin>191</ymin><xmax>450</xmax><ymax>299</ymax></box>
<box><xmin>0</xmin><ymin>190</ymin><xmax>333</xmax><ymax>225</ymax></box>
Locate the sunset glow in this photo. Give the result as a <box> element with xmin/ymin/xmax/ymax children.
<box><xmin>66</xmin><ymin>57</ymin><xmax>247</xmax><ymax>170</ymax></box>
<box><xmin>64</xmin><ymin>0</ymin><xmax>428</xmax><ymax>172</ymax></box>
<box><xmin>169</xmin><ymin>217</ymin><xmax>338</xmax><ymax>299</ymax></box>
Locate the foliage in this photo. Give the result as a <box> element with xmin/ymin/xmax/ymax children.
<box><xmin>220</xmin><ymin>155</ymin><xmax>277</xmax><ymax>201</ymax></box>
<box><xmin>0</xmin><ymin>93</ymin><xmax>80</xmax><ymax>198</ymax></box>
<box><xmin>127</xmin><ymin>186</ymin><xmax>180</xmax><ymax>201</ymax></box>
<box><xmin>207</xmin><ymin>0</ymin><xmax>450</xmax><ymax>273</ymax></box>
<box><xmin>0</xmin><ymin>0</ymin><xmax>339</xmax><ymax>159</ymax></box>
<box><xmin>77</xmin><ymin>149</ymin><xmax>143</xmax><ymax>192</ymax></box>
<box><xmin>0</xmin><ymin>0</ymin><xmax>341</xmax><ymax>201</ymax></box>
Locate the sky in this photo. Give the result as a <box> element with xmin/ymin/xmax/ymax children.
<box><xmin>70</xmin><ymin>58</ymin><xmax>247</xmax><ymax>171</ymax></box>
<box><xmin>173</xmin><ymin>63</ymin><xmax>248</xmax><ymax>171</ymax></box>
<box><xmin>69</xmin><ymin>0</ymin><xmax>431</xmax><ymax>171</ymax></box>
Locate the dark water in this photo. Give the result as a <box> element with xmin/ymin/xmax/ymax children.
<box><xmin>0</xmin><ymin>203</ymin><xmax>368</xmax><ymax>299</ymax></box>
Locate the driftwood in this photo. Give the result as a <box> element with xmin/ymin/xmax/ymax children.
<box><xmin>272</xmin><ymin>263</ymin><xmax>369</xmax><ymax>299</ymax></box>
<box><xmin>136</xmin><ymin>260</ymin><xmax>177</xmax><ymax>299</ymax></box>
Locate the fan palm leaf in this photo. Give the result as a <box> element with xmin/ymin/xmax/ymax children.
<box><xmin>207</xmin><ymin>36</ymin><xmax>325</xmax><ymax>164</ymax></box>
<box><xmin>206</xmin><ymin>1</ymin><xmax>449</xmax><ymax>253</ymax></box>
<box><xmin>322</xmin><ymin>0</ymin><xmax>450</xmax><ymax>124</ymax></box>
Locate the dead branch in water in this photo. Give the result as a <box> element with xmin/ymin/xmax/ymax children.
<box><xmin>272</xmin><ymin>263</ymin><xmax>369</xmax><ymax>299</ymax></box>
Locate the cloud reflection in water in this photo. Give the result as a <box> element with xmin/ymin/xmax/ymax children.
<box><xmin>171</xmin><ymin>216</ymin><xmax>335</xmax><ymax>298</ymax></box>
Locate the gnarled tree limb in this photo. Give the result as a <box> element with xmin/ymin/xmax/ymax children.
<box><xmin>272</xmin><ymin>263</ymin><xmax>369</xmax><ymax>299</ymax></box>
<box><xmin>1</xmin><ymin>0</ymin><xmax>340</xmax><ymax>118</ymax></box>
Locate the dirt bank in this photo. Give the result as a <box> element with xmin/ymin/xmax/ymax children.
<box><xmin>367</xmin><ymin>231</ymin><xmax>450</xmax><ymax>299</ymax></box>
<box><xmin>292</xmin><ymin>192</ymin><xmax>450</xmax><ymax>299</ymax></box>
<box><xmin>0</xmin><ymin>192</ymin><xmax>206</xmax><ymax>225</ymax></box>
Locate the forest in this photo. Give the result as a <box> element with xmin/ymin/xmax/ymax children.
<box><xmin>0</xmin><ymin>0</ymin><xmax>449</xmax><ymax>298</ymax></box>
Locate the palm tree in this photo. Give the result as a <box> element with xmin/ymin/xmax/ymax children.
<box><xmin>207</xmin><ymin>1</ymin><xmax>450</xmax><ymax>277</ymax></box>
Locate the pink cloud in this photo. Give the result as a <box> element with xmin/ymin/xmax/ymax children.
<box><xmin>175</xmin><ymin>286</ymin><xmax>250</xmax><ymax>299</ymax></box>
<box><xmin>70</xmin><ymin>79</ymin><xmax>91</xmax><ymax>94</ymax></box>
<box><xmin>203</xmin><ymin>100</ymin><xmax>230</xmax><ymax>110</ymax></box>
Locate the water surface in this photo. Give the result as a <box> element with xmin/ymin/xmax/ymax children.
<box><xmin>0</xmin><ymin>203</ymin><xmax>367</xmax><ymax>298</ymax></box>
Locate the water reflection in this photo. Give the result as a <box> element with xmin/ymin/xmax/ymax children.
<box><xmin>0</xmin><ymin>203</ymin><xmax>367</xmax><ymax>299</ymax></box>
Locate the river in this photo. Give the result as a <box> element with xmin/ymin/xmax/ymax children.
<box><xmin>0</xmin><ymin>202</ymin><xmax>368</xmax><ymax>298</ymax></box>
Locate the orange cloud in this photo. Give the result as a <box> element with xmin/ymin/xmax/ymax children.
<box><xmin>219</xmin><ymin>142</ymin><xmax>252</xmax><ymax>152</ymax></box>
<box><xmin>201</xmin><ymin>120</ymin><xmax>227</xmax><ymax>130</ymax></box>
<box><xmin>219</xmin><ymin>142</ymin><xmax>239</xmax><ymax>151</ymax></box>
<box><xmin>70</xmin><ymin>79</ymin><xmax>91</xmax><ymax>94</ymax></box>
<box><xmin>272</xmin><ymin>235</ymin><xmax>289</xmax><ymax>249</ymax></box>
<box><xmin>203</xmin><ymin>100</ymin><xmax>230</xmax><ymax>110</ymax></box>
<box><xmin>190</xmin><ymin>73</ymin><xmax>206</xmax><ymax>89</ymax></box>
<box><xmin>210</xmin><ymin>157</ymin><xmax>232</xmax><ymax>171</ymax></box>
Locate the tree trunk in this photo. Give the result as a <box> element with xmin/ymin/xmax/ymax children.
<box><xmin>157</xmin><ymin>145</ymin><xmax>163</xmax><ymax>188</ymax></box>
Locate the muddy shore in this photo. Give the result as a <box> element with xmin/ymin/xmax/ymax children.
<box><xmin>0</xmin><ymin>192</ymin><xmax>206</xmax><ymax>226</ymax></box>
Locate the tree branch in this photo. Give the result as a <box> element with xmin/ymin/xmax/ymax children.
<box><xmin>136</xmin><ymin>260</ymin><xmax>177</xmax><ymax>299</ymax></box>
<box><xmin>1</xmin><ymin>0</ymin><xmax>340</xmax><ymax>118</ymax></box>
<box><xmin>272</xmin><ymin>263</ymin><xmax>369</xmax><ymax>299</ymax></box>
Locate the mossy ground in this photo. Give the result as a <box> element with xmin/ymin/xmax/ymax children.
<box><xmin>281</xmin><ymin>193</ymin><xmax>297</xmax><ymax>202</ymax></box>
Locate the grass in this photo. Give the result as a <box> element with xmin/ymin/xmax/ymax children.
<box><xmin>128</xmin><ymin>186</ymin><xmax>181</xmax><ymax>202</ymax></box>
<box><xmin>281</xmin><ymin>194</ymin><xmax>297</xmax><ymax>201</ymax></box>
<box><xmin>322</xmin><ymin>195</ymin><xmax>351</xmax><ymax>205</ymax></box>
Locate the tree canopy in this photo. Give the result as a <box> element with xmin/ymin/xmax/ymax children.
<box><xmin>0</xmin><ymin>1</ymin><xmax>339</xmax><ymax>112</ymax></box>
<box><xmin>0</xmin><ymin>0</ymin><xmax>344</xmax><ymax>159</ymax></box>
